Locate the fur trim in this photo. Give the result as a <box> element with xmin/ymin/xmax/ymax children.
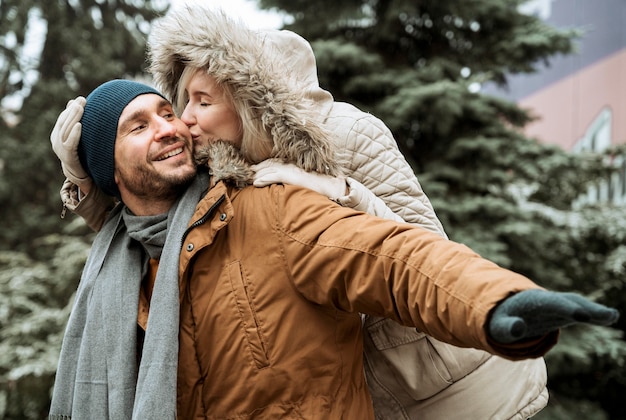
<box><xmin>148</xmin><ymin>6</ymin><xmax>341</xmax><ymax>176</ymax></box>
<box><xmin>194</xmin><ymin>141</ymin><xmax>255</xmax><ymax>189</ymax></box>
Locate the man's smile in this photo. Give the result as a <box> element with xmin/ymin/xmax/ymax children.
<box><xmin>155</xmin><ymin>146</ymin><xmax>184</xmax><ymax>161</ymax></box>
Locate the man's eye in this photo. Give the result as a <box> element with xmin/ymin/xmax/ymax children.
<box><xmin>131</xmin><ymin>123</ymin><xmax>147</xmax><ymax>132</ymax></box>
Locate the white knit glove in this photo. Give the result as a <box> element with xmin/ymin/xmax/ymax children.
<box><xmin>50</xmin><ymin>96</ymin><xmax>92</xmax><ymax>187</ymax></box>
<box><xmin>252</xmin><ymin>159</ymin><xmax>347</xmax><ymax>200</ymax></box>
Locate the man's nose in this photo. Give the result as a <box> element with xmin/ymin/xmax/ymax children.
<box><xmin>155</xmin><ymin>116</ymin><xmax>179</xmax><ymax>140</ymax></box>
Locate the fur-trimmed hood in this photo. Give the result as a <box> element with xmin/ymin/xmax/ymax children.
<box><xmin>195</xmin><ymin>141</ymin><xmax>255</xmax><ymax>189</ymax></box>
<box><xmin>148</xmin><ymin>5</ymin><xmax>340</xmax><ymax>176</ymax></box>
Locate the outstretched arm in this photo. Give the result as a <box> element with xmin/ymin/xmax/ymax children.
<box><xmin>274</xmin><ymin>185</ymin><xmax>620</xmax><ymax>359</ymax></box>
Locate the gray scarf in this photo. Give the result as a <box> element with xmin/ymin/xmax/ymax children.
<box><xmin>49</xmin><ymin>172</ymin><xmax>209</xmax><ymax>420</ymax></box>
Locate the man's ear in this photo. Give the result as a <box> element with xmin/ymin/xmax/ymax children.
<box><xmin>113</xmin><ymin>169</ymin><xmax>124</xmax><ymax>197</ymax></box>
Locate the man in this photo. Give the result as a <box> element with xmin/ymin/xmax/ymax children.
<box><xmin>49</xmin><ymin>79</ymin><xmax>619</xmax><ymax>419</ymax></box>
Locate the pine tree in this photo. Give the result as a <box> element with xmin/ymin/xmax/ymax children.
<box><xmin>0</xmin><ymin>0</ymin><xmax>167</xmax><ymax>252</ymax></box>
<box><xmin>260</xmin><ymin>0</ymin><xmax>626</xmax><ymax>417</ymax></box>
<box><xmin>0</xmin><ymin>1</ymin><xmax>167</xmax><ymax>417</ymax></box>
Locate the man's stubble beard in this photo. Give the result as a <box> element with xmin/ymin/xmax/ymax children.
<box><xmin>117</xmin><ymin>161</ymin><xmax>197</xmax><ymax>203</ymax></box>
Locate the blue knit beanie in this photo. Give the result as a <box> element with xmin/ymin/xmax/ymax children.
<box><xmin>78</xmin><ymin>79</ymin><xmax>166</xmax><ymax>198</ymax></box>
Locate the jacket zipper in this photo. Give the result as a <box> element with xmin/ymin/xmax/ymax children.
<box><xmin>181</xmin><ymin>194</ymin><xmax>226</xmax><ymax>246</ymax></box>
<box><xmin>180</xmin><ymin>193</ymin><xmax>226</xmax><ymax>328</ymax></box>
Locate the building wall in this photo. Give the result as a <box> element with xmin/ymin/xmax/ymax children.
<box><xmin>487</xmin><ymin>0</ymin><xmax>626</xmax><ymax>152</ymax></box>
<box><xmin>519</xmin><ymin>49</ymin><xmax>626</xmax><ymax>151</ymax></box>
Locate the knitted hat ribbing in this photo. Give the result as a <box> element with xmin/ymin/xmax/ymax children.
<box><xmin>78</xmin><ymin>79</ymin><xmax>166</xmax><ymax>198</ymax></box>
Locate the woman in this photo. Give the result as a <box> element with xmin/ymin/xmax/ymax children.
<box><xmin>51</xmin><ymin>6</ymin><xmax>548</xmax><ymax>419</ymax></box>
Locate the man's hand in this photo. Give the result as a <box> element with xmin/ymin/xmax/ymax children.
<box><xmin>50</xmin><ymin>96</ymin><xmax>92</xmax><ymax>187</ymax></box>
<box><xmin>252</xmin><ymin>159</ymin><xmax>348</xmax><ymax>199</ymax></box>
<box><xmin>489</xmin><ymin>289</ymin><xmax>620</xmax><ymax>344</ymax></box>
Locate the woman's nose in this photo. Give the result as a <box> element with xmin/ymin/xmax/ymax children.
<box><xmin>180</xmin><ymin>104</ymin><xmax>194</xmax><ymax>126</ymax></box>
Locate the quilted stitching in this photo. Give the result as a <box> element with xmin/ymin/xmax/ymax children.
<box><xmin>326</xmin><ymin>102</ymin><xmax>447</xmax><ymax>237</ymax></box>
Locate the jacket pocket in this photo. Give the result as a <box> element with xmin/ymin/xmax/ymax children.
<box><xmin>363</xmin><ymin>316</ymin><xmax>489</xmax><ymax>401</ymax></box>
<box><xmin>227</xmin><ymin>261</ymin><xmax>270</xmax><ymax>369</ymax></box>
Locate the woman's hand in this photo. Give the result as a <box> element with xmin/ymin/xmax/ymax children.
<box><xmin>50</xmin><ymin>96</ymin><xmax>92</xmax><ymax>192</ymax></box>
<box><xmin>252</xmin><ymin>159</ymin><xmax>348</xmax><ymax>199</ymax></box>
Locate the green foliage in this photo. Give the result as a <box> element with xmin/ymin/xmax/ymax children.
<box><xmin>262</xmin><ymin>0</ymin><xmax>578</xmax><ymax>83</ymax></box>
<box><xmin>0</xmin><ymin>1</ymin><xmax>166</xmax><ymax>417</ymax></box>
<box><xmin>534</xmin><ymin>397</ymin><xmax>609</xmax><ymax>420</ymax></box>
<box><xmin>0</xmin><ymin>0</ymin><xmax>39</xmax><ymax>99</ymax></box>
<box><xmin>0</xmin><ymin>0</ymin><xmax>167</xmax><ymax>252</ymax></box>
<box><xmin>0</xmin><ymin>232</ymin><xmax>92</xmax><ymax>419</ymax></box>
<box><xmin>538</xmin><ymin>325</ymin><xmax>626</xmax><ymax>420</ymax></box>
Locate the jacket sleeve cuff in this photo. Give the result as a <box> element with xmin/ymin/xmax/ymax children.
<box><xmin>60</xmin><ymin>178</ymin><xmax>115</xmax><ymax>232</ymax></box>
<box><xmin>485</xmin><ymin>329</ymin><xmax>560</xmax><ymax>360</ymax></box>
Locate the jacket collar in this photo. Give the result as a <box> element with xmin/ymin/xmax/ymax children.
<box><xmin>195</xmin><ymin>141</ymin><xmax>255</xmax><ymax>188</ymax></box>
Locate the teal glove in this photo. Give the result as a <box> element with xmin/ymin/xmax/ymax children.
<box><xmin>489</xmin><ymin>289</ymin><xmax>620</xmax><ymax>344</ymax></box>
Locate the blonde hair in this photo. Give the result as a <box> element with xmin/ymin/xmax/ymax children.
<box><xmin>176</xmin><ymin>66</ymin><xmax>274</xmax><ymax>163</ymax></box>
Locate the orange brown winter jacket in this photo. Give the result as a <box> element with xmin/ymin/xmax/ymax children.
<box><xmin>172</xmin><ymin>149</ymin><xmax>557</xmax><ymax>419</ymax></box>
